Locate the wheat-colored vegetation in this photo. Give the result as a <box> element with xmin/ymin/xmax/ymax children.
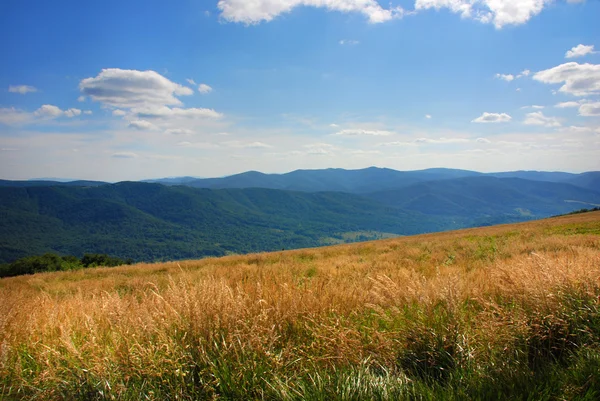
<box><xmin>2</xmin><ymin>212</ymin><xmax>600</xmax><ymax>400</ymax></box>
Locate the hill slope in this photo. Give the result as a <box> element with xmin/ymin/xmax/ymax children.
<box><xmin>0</xmin><ymin>182</ymin><xmax>452</xmax><ymax>263</ymax></box>
<box><xmin>2</xmin><ymin>212</ymin><xmax>599</xmax><ymax>399</ymax></box>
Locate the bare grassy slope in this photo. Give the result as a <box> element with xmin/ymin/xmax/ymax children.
<box><xmin>1</xmin><ymin>212</ymin><xmax>600</xmax><ymax>400</ymax></box>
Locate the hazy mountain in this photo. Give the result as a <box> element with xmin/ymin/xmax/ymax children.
<box><xmin>366</xmin><ymin>176</ymin><xmax>600</xmax><ymax>218</ymax></box>
<box><xmin>147</xmin><ymin>167</ymin><xmax>599</xmax><ymax>194</ymax></box>
<box><xmin>180</xmin><ymin>167</ymin><xmax>483</xmax><ymax>193</ymax></box>
<box><xmin>0</xmin><ymin>180</ymin><xmax>109</xmax><ymax>187</ymax></box>
<box><xmin>563</xmin><ymin>172</ymin><xmax>600</xmax><ymax>192</ymax></box>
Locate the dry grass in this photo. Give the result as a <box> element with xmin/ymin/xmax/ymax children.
<box><xmin>1</xmin><ymin>212</ymin><xmax>600</xmax><ymax>400</ymax></box>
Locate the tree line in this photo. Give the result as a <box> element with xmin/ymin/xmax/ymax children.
<box><xmin>0</xmin><ymin>253</ymin><xmax>134</xmax><ymax>278</ymax></box>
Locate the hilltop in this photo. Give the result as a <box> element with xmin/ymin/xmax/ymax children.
<box><xmin>2</xmin><ymin>211</ymin><xmax>600</xmax><ymax>399</ymax></box>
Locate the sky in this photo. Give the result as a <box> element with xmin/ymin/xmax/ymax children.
<box><xmin>1</xmin><ymin>0</ymin><xmax>599</xmax><ymax>181</ymax></box>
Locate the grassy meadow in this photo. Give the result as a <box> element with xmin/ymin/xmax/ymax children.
<box><xmin>2</xmin><ymin>211</ymin><xmax>600</xmax><ymax>400</ymax></box>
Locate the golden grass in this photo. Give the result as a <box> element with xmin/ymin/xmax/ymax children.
<box><xmin>1</xmin><ymin>212</ymin><xmax>600</xmax><ymax>399</ymax></box>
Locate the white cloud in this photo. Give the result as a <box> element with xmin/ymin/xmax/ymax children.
<box><xmin>523</xmin><ymin>111</ymin><xmax>561</xmax><ymax>127</ymax></box>
<box><xmin>79</xmin><ymin>68</ymin><xmax>193</xmax><ymax>108</ymax></box>
<box><xmin>166</xmin><ymin>128</ymin><xmax>195</xmax><ymax>135</ymax></box>
<box><xmin>414</xmin><ymin>137</ymin><xmax>469</xmax><ymax>144</ymax></box>
<box><xmin>579</xmin><ymin>102</ymin><xmax>600</xmax><ymax>117</ymax></box>
<box><xmin>555</xmin><ymin>101</ymin><xmax>581</xmax><ymax>108</ymax></box>
<box><xmin>533</xmin><ymin>62</ymin><xmax>600</xmax><ymax>96</ymax></box>
<box><xmin>559</xmin><ymin>126</ymin><xmax>593</xmax><ymax>133</ymax></box>
<box><xmin>476</xmin><ymin>137</ymin><xmax>491</xmax><ymax>143</ymax></box>
<box><xmin>83</xmin><ymin>110</ymin><xmax>93</xmax><ymax>115</ymax></box>
<box><xmin>64</xmin><ymin>108</ymin><xmax>82</xmax><ymax>118</ymax></box>
<box><xmin>177</xmin><ymin>141</ymin><xmax>219</xmax><ymax>149</ymax></box>
<box><xmin>517</xmin><ymin>69</ymin><xmax>531</xmax><ymax>78</ymax></box>
<box><xmin>414</xmin><ymin>0</ymin><xmax>551</xmax><ymax>29</ymax></box>
<box><xmin>516</xmin><ymin>88</ymin><xmax>521</xmax><ymax>92</ymax></box>
<box><xmin>565</xmin><ymin>44</ymin><xmax>596</xmax><ymax>59</ymax></box>
<box><xmin>217</xmin><ymin>0</ymin><xmax>405</xmax><ymax>24</ymax></box>
<box><xmin>222</xmin><ymin>140</ymin><xmax>273</xmax><ymax>148</ymax></box>
<box><xmin>472</xmin><ymin>112</ymin><xmax>512</xmax><ymax>123</ymax></box>
<box><xmin>340</xmin><ymin>39</ymin><xmax>360</xmax><ymax>45</ymax></box>
<box><xmin>34</xmin><ymin>105</ymin><xmax>63</xmax><ymax>118</ymax></box>
<box><xmin>425</xmin><ymin>114</ymin><xmax>432</xmax><ymax>119</ymax></box>
<box><xmin>333</xmin><ymin>129</ymin><xmax>393</xmax><ymax>136</ymax></box>
<box><xmin>520</xmin><ymin>105</ymin><xmax>544</xmax><ymax>109</ymax></box>
<box><xmin>186</xmin><ymin>78</ymin><xmax>197</xmax><ymax>86</ymax></box>
<box><xmin>329</xmin><ymin>123</ymin><xmax>339</xmax><ymax>127</ymax></box>
<box><xmin>33</xmin><ymin>105</ymin><xmax>82</xmax><ymax>119</ymax></box>
<box><xmin>112</xmin><ymin>152</ymin><xmax>138</xmax><ymax>159</ymax></box>
<box><xmin>112</xmin><ymin>109</ymin><xmax>127</xmax><ymax>116</ymax></box>
<box><xmin>0</xmin><ymin>108</ymin><xmax>31</xmax><ymax>125</ymax></box>
<box><xmin>128</xmin><ymin>120</ymin><xmax>158</xmax><ymax>130</ymax></box>
<box><xmin>8</xmin><ymin>85</ymin><xmax>37</xmax><ymax>94</ymax></box>
<box><xmin>198</xmin><ymin>83</ymin><xmax>213</xmax><ymax>94</ymax></box>
<box><xmin>495</xmin><ymin>73</ymin><xmax>514</xmax><ymax>82</ymax></box>
<box><xmin>134</xmin><ymin>106</ymin><xmax>222</xmax><ymax>119</ymax></box>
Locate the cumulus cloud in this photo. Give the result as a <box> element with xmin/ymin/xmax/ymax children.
<box><xmin>495</xmin><ymin>73</ymin><xmax>514</xmax><ymax>82</ymax></box>
<box><xmin>112</xmin><ymin>109</ymin><xmax>127</xmax><ymax>116</ymax></box>
<box><xmin>523</xmin><ymin>111</ymin><xmax>561</xmax><ymax>127</ymax></box>
<box><xmin>128</xmin><ymin>120</ymin><xmax>158</xmax><ymax>130</ymax></box>
<box><xmin>555</xmin><ymin>101</ymin><xmax>581</xmax><ymax>108</ymax></box>
<box><xmin>333</xmin><ymin>129</ymin><xmax>393</xmax><ymax>136</ymax></box>
<box><xmin>425</xmin><ymin>114</ymin><xmax>432</xmax><ymax>119</ymax></box>
<box><xmin>64</xmin><ymin>108</ymin><xmax>82</xmax><ymax>118</ymax></box>
<box><xmin>579</xmin><ymin>102</ymin><xmax>600</xmax><ymax>117</ymax></box>
<box><xmin>517</xmin><ymin>69</ymin><xmax>531</xmax><ymax>78</ymax></box>
<box><xmin>0</xmin><ymin>105</ymin><xmax>87</xmax><ymax>125</ymax></box>
<box><xmin>533</xmin><ymin>62</ymin><xmax>600</xmax><ymax>96</ymax></box>
<box><xmin>79</xmin><ymin>68</ymin><xmax>193</xmax><ymax>108</ymax></box>
<box><xmin>565</xmin><ymin>44</ymin><xmax>596</xmax><ymax>59</ymax></box>
<box><xmin>34</xmin><ymin>105</ymin><xmax>64</xmax><ymax>118</ymax></box>
<box><xmin>217</xmin><ymin>0</ymin><xmax>405</xmax><ymax>24</ymax></box>
<box><xmin>8</xmin><ymin>85</ymin><xmax>37</xmax><ymax>94</ymax></box>
<box><xmin>198</xmin><ymin>83</ymin><xmax>213</xmax><ymax>94</ymax></box>
<box><xmin>472</xmin><ymin>112</ymin><xmax>512</xmax><ymax>123</ymax></box>
<box><xmin>521</xmin><ymin>105</ymin><xmax>544</xmax><ymax>109</ymax></box>
<box><xmin>414</xmin><ymin>0</ymin><xmax>551</xmax><ymax>29</ymax></box>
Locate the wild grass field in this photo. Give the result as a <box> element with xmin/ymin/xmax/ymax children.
<box><xmin>1</xmin><ymin>211</ymin><xmax>600</xmax><ymax>400</ymax></box>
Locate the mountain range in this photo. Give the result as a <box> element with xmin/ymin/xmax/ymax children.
<box><xmin>1</xmin><ymin>167</ymin><xmax>599</xmax><ymax>264</ymax></box>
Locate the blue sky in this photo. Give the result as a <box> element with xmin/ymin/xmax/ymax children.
<box><xmin>1</xmin><ymin>0</ymin><xmax>599</xmax><ymax>181</ymax></box>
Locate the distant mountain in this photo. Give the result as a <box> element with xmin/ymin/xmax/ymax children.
<box><xmin>563</xmin><ymin>172</ymin><xmax>600</xmax><ymax>192</ymax></box>
<box><xmin>366</xmin><ymin>176</ymin><xmax>600</xmax><ymax>220</ymax></box>
<box><xmin>0</xmin><ymin>183</ymin><xmax>454</xmax><ymax>264</ymax></box>
<box><xmin>487</xmin><ymin>171</ymin><xmax>577</xmax><ymax>182</ymax></box>
<box><xmin>144</xmin><ymin>167</ymin><xmax>599</xmax><ymax>194</ymax></box>
<box><xmin>0</xmin><ymin>180</ymin><xmax>109</xmax><ymax>187</ymax></box>
<box><xmin>180</xmin><ymin>167</ymin><xmax>484</xmax><ymax>193</ymax></box>
<box><xmin>2</xmin><ymin>169</ymin><xmax>599</xmax><ymax>264</ymax></box>
<box><xmin>141</xmin><ymin>176</ymin><xmax>203</xmax><ymax>185</ymax></box>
